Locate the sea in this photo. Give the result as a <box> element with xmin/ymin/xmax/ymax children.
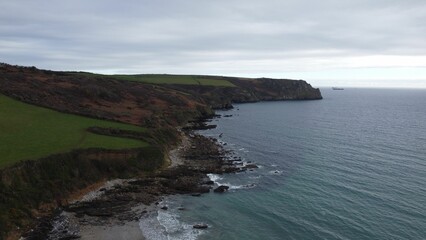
<box><xmin>139</xmin><ymin>88</ymin><xmax>426</xmax><ymax>240</ymax></box>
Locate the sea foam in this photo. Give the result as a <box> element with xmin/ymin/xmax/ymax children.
<box><xmin>139</xmin><ymin>199</ymin><xmax>204</xmax><ymax>240</ymax></box>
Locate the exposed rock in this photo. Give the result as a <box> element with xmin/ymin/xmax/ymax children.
<box><xmin>244</xmin><ymin>164</ymin><xmax>258</xmax><ymax>169</ymax></box>
<box><xmin>214</xmin><ymin>185</ymin><xmax>229</xmax><ymax>193</ymax></box>
<box><xmin>193</xmin><ymin>223</ymin><xmax>208</xmax><ymax>229</ymax></box>
<box><xmin>22</xmin><ymin>132</ymin><xmax>251</xmax><ymax>239</ymax></box>
<box><xmin>183</xmin><ymin>123</ymin><xmax>217</xmax><ymax>131</ymax></box>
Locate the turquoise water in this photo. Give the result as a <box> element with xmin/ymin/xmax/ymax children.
<box><xmin>142</xmin><ymin>88</ymin><xmax>426</xmax><ymax>239</ymax></box>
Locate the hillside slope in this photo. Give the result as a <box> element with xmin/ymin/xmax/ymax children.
<box><xmin>0</xmin><ymin>64</ymin><xmax>322</xmax><ymax>125</ymax></box>
<box><xmin>0</xmin><ymin>94</ymin><xmax>148</xmax><ymax>168</ymax></box>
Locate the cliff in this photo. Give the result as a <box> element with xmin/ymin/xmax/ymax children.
<box><xmin>0</xmin><ymin>64</ymin><xmax>322</xmax><ymax>125</ymax></box>
<box><xmin>166</xmin><ymin>76</ymin><xmax>322</xmax><ymax>109</ymax></box>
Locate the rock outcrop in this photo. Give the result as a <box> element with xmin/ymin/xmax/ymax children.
<box><xmin>214</xmin><ymin>185</ymin><xmax>230</xmax><ymax>193</ymax></box>
<box><xmin>167</xmin><ymin>77</ymin><xmax>322</xmax><ymax>109</ymax></box>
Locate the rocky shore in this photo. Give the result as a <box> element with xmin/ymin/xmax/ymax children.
<box><xmin>24</xmin><ymin>129</ymin><xmax>251</xmax><ymax>239</ymax></box>
<box><xmin>1</xmin><ymin>63</ymin><xmax>321</xmax><ymax>239</ymax></box>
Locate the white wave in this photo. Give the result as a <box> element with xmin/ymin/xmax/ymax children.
<box><xmin>139</xmin><ymin>204</ymin><xmax>204</xmax><ymax>240</ymax></box>
<box><xmin>249</xmin><ymin>175</ymin><xmax>261</xmax><ymax>179</ymax></box>
<box><xmin>236</xmin><ymin>147</ymin><xmax>250</xmax><ymax>153</ymax></box>
<box><xmin>211</xmin><ymin>179</ymin><xmax>256</xmax><ymax>190</ymax></box>
<box><xmin>139</xmin><ymin>212</ymin><xmax>168</xmax><ymax>240</ymax></box>
<box><xmin>208</xmin><ymin>172</ymin><xmax>257</xmax><ymax>190</ymax></box>
<box><xmin>207</xmin><ymin>173</ymin><xmax>223</xmax><ymax>183</ymax></box>
<box><xmin>229</xmin><ymin>183</ymin><xmax>256</xmax><ymax>190</ymax></box>
<box><xmin>157</xmin><ymin>210</ymin><xmax>202</xmax><ymax>240</ymax></box>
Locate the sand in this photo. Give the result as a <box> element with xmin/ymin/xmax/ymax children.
<box><xmin>79</xmin><ymin>221</ymin><xmax>145</xmax><ymax>240</ymax></box>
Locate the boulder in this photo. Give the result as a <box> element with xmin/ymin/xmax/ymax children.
<box><xmin>204</xmin><ymin>180</ymin><xmax>214</xmax><ymax>185</ymax></box>
<box><xmin>213</xmin><ymin>185</ymin><xmax>229</xmax><ymax>193</ymax></box>
<box><xmin>193</xmin><ymin>223</ymin><xmax>208</xmax><ymax>229</ymax></box>
<box><xmin>245</xmin><ymin>164</ymin><xmax>258</xmax><ymax>169</ymax></box>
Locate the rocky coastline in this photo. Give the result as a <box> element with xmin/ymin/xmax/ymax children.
<box><xmin>1</xmin><ymin>64</ymin><xmax>321</xmax><ymax>239</ymax></box>
<box><xmin>23</xmin><ymin>123</ymin><xmax>252</xmax><ymax>239</ymax></box>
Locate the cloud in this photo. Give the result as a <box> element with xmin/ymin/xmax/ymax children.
<box><xmin>1</xmin><ymin>0</ymin><xmax>426</xmax><ymax>87</ymax></box>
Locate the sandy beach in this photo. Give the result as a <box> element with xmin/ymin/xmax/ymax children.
<box><xmin>79</xmin><ymin>221</ymin><xmax>145</xmax><ymax>240</ymax></box>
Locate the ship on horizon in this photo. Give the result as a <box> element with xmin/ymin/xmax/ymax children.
<box><xmin>332</xmin><ymin>87</ymin><xmax>344</xmax><ymax>90</ymax></box>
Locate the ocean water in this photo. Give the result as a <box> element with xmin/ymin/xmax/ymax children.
<box><xmin>140</xmin><ymin>88</ymin><xmax>426</xmax><ymax>240</ymax></box>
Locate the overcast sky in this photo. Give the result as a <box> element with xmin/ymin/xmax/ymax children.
<box><xmin>1</xmin><ymin>0</ymin><xmax>426</xmax><ymax>88</ymax></box>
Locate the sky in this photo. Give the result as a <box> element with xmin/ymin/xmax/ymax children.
<box><xmin>1</xmin><ymin>0</ymin><xmax>426</xmax><ymax>88</ymax></box>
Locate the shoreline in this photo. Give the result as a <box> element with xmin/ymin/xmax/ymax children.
<box><xmin>25</xmin><ymin>125</ymin><xmax>249</xmax><ymax>239</ymax></box>
<box><xmin>74</xmin><ymin>134</ymin><xmax>192</xmax><ymax>240</ymax></box>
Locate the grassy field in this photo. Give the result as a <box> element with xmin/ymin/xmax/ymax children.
<box><xmin>74</xmin><ymin>72</ymin><xmax>235</xmax><ymax>87</ymax></box>
<box><xmin>112</xmin><ymin>74</ymin><xmax>236</xmax><ymax>86</ymax></box>
<box><xmin>0</xmin><ymin>94</ymin><xmax>148</xmax><ymax>168</ymax></box>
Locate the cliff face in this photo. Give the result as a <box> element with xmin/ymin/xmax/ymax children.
<box><xmin>231</xmin><ymin>78</ymin><xmax>322</xmax><ymax>101</ymax></box>
<box><xmin>166</xmin><ymin>77</ymin><xmax>322</xmax><ymax>109</ymax></box>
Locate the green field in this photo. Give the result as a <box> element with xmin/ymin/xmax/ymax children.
<box><xmin>113</xmin><ymin>74</ymin><xmax>236</xmax><ymax>86</ymax></box>
<box><xmin>0</xmin><ymin>94</ymin><xmax>148</xmax><ymax>168</ymax></box>
<box><xmin>74</xmin><ymin>72</ymin><xmax>235</xmax><ymax>87</ymax></box>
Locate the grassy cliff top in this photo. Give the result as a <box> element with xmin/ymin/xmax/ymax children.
<box><xmin>0</xmin><ymin>94</ymin><xmax>148</xmax><ymax>168</ymax></box>
<box><xmin>74</xmin><ymin>72</ymin><xmax>236</xmax><ymax>87</ymax></box>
